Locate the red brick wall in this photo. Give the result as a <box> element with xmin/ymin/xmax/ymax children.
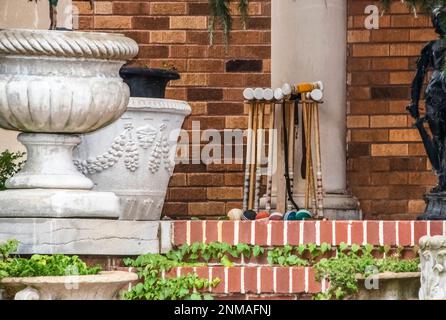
<box><xmin>75</xmin><ymin>0</ymin><xmax>271</xmax><ymax>219</ymax></box>
<box><xmin>347</xmin><ymin>0</ymin><xmax>436</xmax><ymax>220</ymax></box>
<box><xmin>76</xmin><ymin>0</ymin><xmax>436</xmax><ymax>220</ymax></box>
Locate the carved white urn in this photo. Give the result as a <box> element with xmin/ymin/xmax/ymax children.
<box><xmin>419</xmin><ymin>236</ymin><xmax>446</xmax><ymax>300</ymax></box>
<box><xmin>0</xmin><ymin>29</ymin><xmax>138</xmax><ymax>218</ymax></box>
<box><xmin>74</xmin><ymin>97</ymin><xmax>191</xmax><ymax>220</ymax></box>
<box><xmin>1</xmin><ymin>271</ymin><xmax>138</xmax><ymax>300</ymax></box>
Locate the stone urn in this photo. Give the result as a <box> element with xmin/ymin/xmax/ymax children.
<box><xmin>0</xmin><ymin>29</ymin><xmax>138</xmax><ymax>218</ymax></box>
<box><xmin>354</xmin><ymin>272</ymin><xmax>421</xmax><ymax>300</ymax></box>
<box><xmin>74</xmin><ymin>97</ymin><xmax>191</xmax><ymax>220</ymax></box>
<box><xmin>419</xmin><ymin>236</ymin><xmax>446</xmax><ymax>300</ymax></box>
<box><xmin>1</xmin><ymin>271</ymin><xmax>138</xmax><ymax>300</ymax></box>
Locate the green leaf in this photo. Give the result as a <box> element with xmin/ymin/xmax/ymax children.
<box><xmin>320</xmin><ymin>243</ymin><xmax>331</xmax><ymax>254</ymax></box>
<box><xmin>277</xmin><ymin>256</ymin><xmax>286</xmax><ymax>266</ymax></box>
<box><xmin>297</xmin><ymin>244</ymin><xmax>307</xmax><ymax>256</ymax></box>
<box><xmin>267</xmin><ymin>251</ymin><xmax>274</xmax><ymax>265</ymax></box>
<box><xmin>220</xmin><ymin>255</ymin><xmax>233</xmax><ymax>267</ymax></box>
<box><xmin>252</xmin><ymin>245</ymin><xmax>264</xmax><ymax>257</ymax></box>
<box><xmin>351</xmin><ymin>244</ymin><xmax>360</xmax><ymax>254</ymax></box>
<box><xmin>189</xmin><ymin>293</ymin><xmax>202</xmax><ymax>300</ymax></box>
<box><xmin>362</xmin><ymin>244</ymin><xmax>374</xmax><ymax>255</ymax></box>
<box><xmin>339</xmin><ymin>242</ymin><xmax>348</xmax><ymax>252</ymax></box>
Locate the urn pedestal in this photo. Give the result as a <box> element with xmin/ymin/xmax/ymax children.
<box><xmin>0</xmin><ymin>29</ymin><xmax>138</xmax><ymax>219</ymax></box>
<box><xmin>419</xmin><ymin>193</ymin><xmax>446</xmax><ymax>220</ymax></box>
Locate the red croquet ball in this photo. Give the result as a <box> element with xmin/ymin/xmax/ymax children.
<box><xmin>256</xmin><ymin>211</ymin><xmax>270</xmax><ymax>220</ymax></box>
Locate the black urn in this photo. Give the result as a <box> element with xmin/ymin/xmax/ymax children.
<box><xmin>119</xmin><ymin>67</ymin><xmax>180</xmax><ymax>99</ymax></box>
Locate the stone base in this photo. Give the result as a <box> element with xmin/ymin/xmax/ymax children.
<box><xmin>419</xmin><ymin>193</ymin><xmax>446</xmax><ymax>220</ymax></box>
<box><xmin>0</xmin><ymin>218</ymin><xmax>162</xmax><ymax>255</ymax></box>
<box><xmin>0</xmin><ymin>189</ymin><xmax>120</xmax><ymax>219</ymax></box>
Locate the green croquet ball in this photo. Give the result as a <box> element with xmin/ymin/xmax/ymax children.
<box><xmin>295</xmin><ymin>210</ymin><xmax>312</xmax><ymax>220</ymax></box>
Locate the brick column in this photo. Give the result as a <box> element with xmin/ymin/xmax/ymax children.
<box><xmin>271</xmin><ymin>0</ymin><xmax>359</xmax><ymax>219</ymax></box>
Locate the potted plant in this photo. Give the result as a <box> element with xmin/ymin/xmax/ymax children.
<box><xmin>0</xmin><ymin>240</ymin><xmax>138</xmax><ymax>300</ymax></box>
<box><xmin>314</xmin><ymin>244</ymin><xmax>421</xmax><ymax>300</ymax></box>
<box><xmin>119</xmin><ymin>64</ymin><xmax>180</xmax><ymax>99</ymax></box>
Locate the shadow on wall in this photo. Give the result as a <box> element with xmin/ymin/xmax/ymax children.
<box><xmin>0</xmin><ymin>0</ymin><xmax>72</xmax><ymax>29</ymax></box>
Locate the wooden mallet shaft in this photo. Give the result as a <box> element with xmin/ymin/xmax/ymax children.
<box><xmin>308</xmin><ymin>89</ymin><xmax>324</xmax><ymax>217</ymax></box>
<box><xmin>287</xmin><ymin>100</ymin><xmax>296</xmax><ymax>211</ymax></box>
<box><xmin>253</xmin><ymin>88</ymin><xmax>267</xmax><ymax>212</ymax></box>
<box><xmin>264</xmin><ymin>89</ymin><xmax>276</xmax><ymax>213</ymax></box>
<box><xmin>242</xmin><ymin>88</ymin><xmax>255</xmax><ymax>211</ymax></box>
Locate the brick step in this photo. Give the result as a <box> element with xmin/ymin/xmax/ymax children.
<box><xmin>170</xmin><ymin>266</ymin><xmax>326</xmax><ymax>295</ymax></box>
<box><xmin>173</xmin><ymin>220</ymin><xmax>446</xmax><ymax>247</ymax></box>
<box><xmin>118</xmin><ymin>266</ymin><xmax>326</xmax><ymax>296</ymax></box>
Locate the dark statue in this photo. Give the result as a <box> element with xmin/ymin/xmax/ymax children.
<box><xmin>409</xmin><ymin>5</ymin><xmax>446</xmax><ymax>220</ymax></box>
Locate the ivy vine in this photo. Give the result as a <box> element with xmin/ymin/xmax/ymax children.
<box><xmin>314</xmin><ymin>244</ymin><xmax>420</xmax><ymax>300</ymax></box>
<box><xmin>1</xmin><ymin>239</ymin><xmax>421</xmax><ymax>301</ymax></box>
<box><xmin>123</xmin><ymin>253</ymin><xmax>220</xmax><ymax>300</ymax></box>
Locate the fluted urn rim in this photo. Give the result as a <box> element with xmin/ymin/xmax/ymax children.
<box><xmin>128</xmin><ymin>97</ymin><xmax>192</xmax><ymax>116</ymax></box>
<box><xmin>0</xmin><ymin>28</ymin><xmax>139</xmax><ymax>60</ymax></box>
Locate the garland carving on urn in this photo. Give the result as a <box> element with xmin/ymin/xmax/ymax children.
<box><xmin>74</xmin><ymin>122</ymin><xmax>175</xmax><ymax>176</ymax></box>
<box><xmin>73</xmin><ymin>97</ymin><xmax>191</xmax><ymax>221</ymax></box>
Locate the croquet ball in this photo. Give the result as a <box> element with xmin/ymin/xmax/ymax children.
<box><xmin>269</xmin><ymin>211</ymin><xmax>284</xmax><ymax>221</ymax></box>
<box><xmin>242</xmin><ymin>210</ymin><xmax>257</xmax><ymax>221</ymax></box>
<box><xmin>295</xmin><ymin>210</ymin><xmax>313</xmax><ymax>221</ymax></box>
<box><xmin>227</xmin><ymin>209</ymin><xmax>243</xmax><ymax>221</ymax></box>
<box><xmin>256</xmin><ymin>211</ymin><xmax>270</xmax><ymax>220</ymax></box>
<box><xmin>284</xmin><ymin>211</ymin><xmax>298</xmax><ymax>221</ymax></box>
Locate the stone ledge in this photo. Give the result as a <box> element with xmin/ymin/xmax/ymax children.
<box><xmin>0</xmin><ymin>218</ymin><xmax>161</xmax><ymax>256</ymax></box>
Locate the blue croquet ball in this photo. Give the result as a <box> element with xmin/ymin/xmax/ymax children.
<box><xmin>284</xmin><ymin>211</ymin><xmax>298</xmax><ymax>221</ymax></box>
<box><xmin>242</xmin><ymin>210</ymin><xmax>257</xmax><ymax>221</ymax></box>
